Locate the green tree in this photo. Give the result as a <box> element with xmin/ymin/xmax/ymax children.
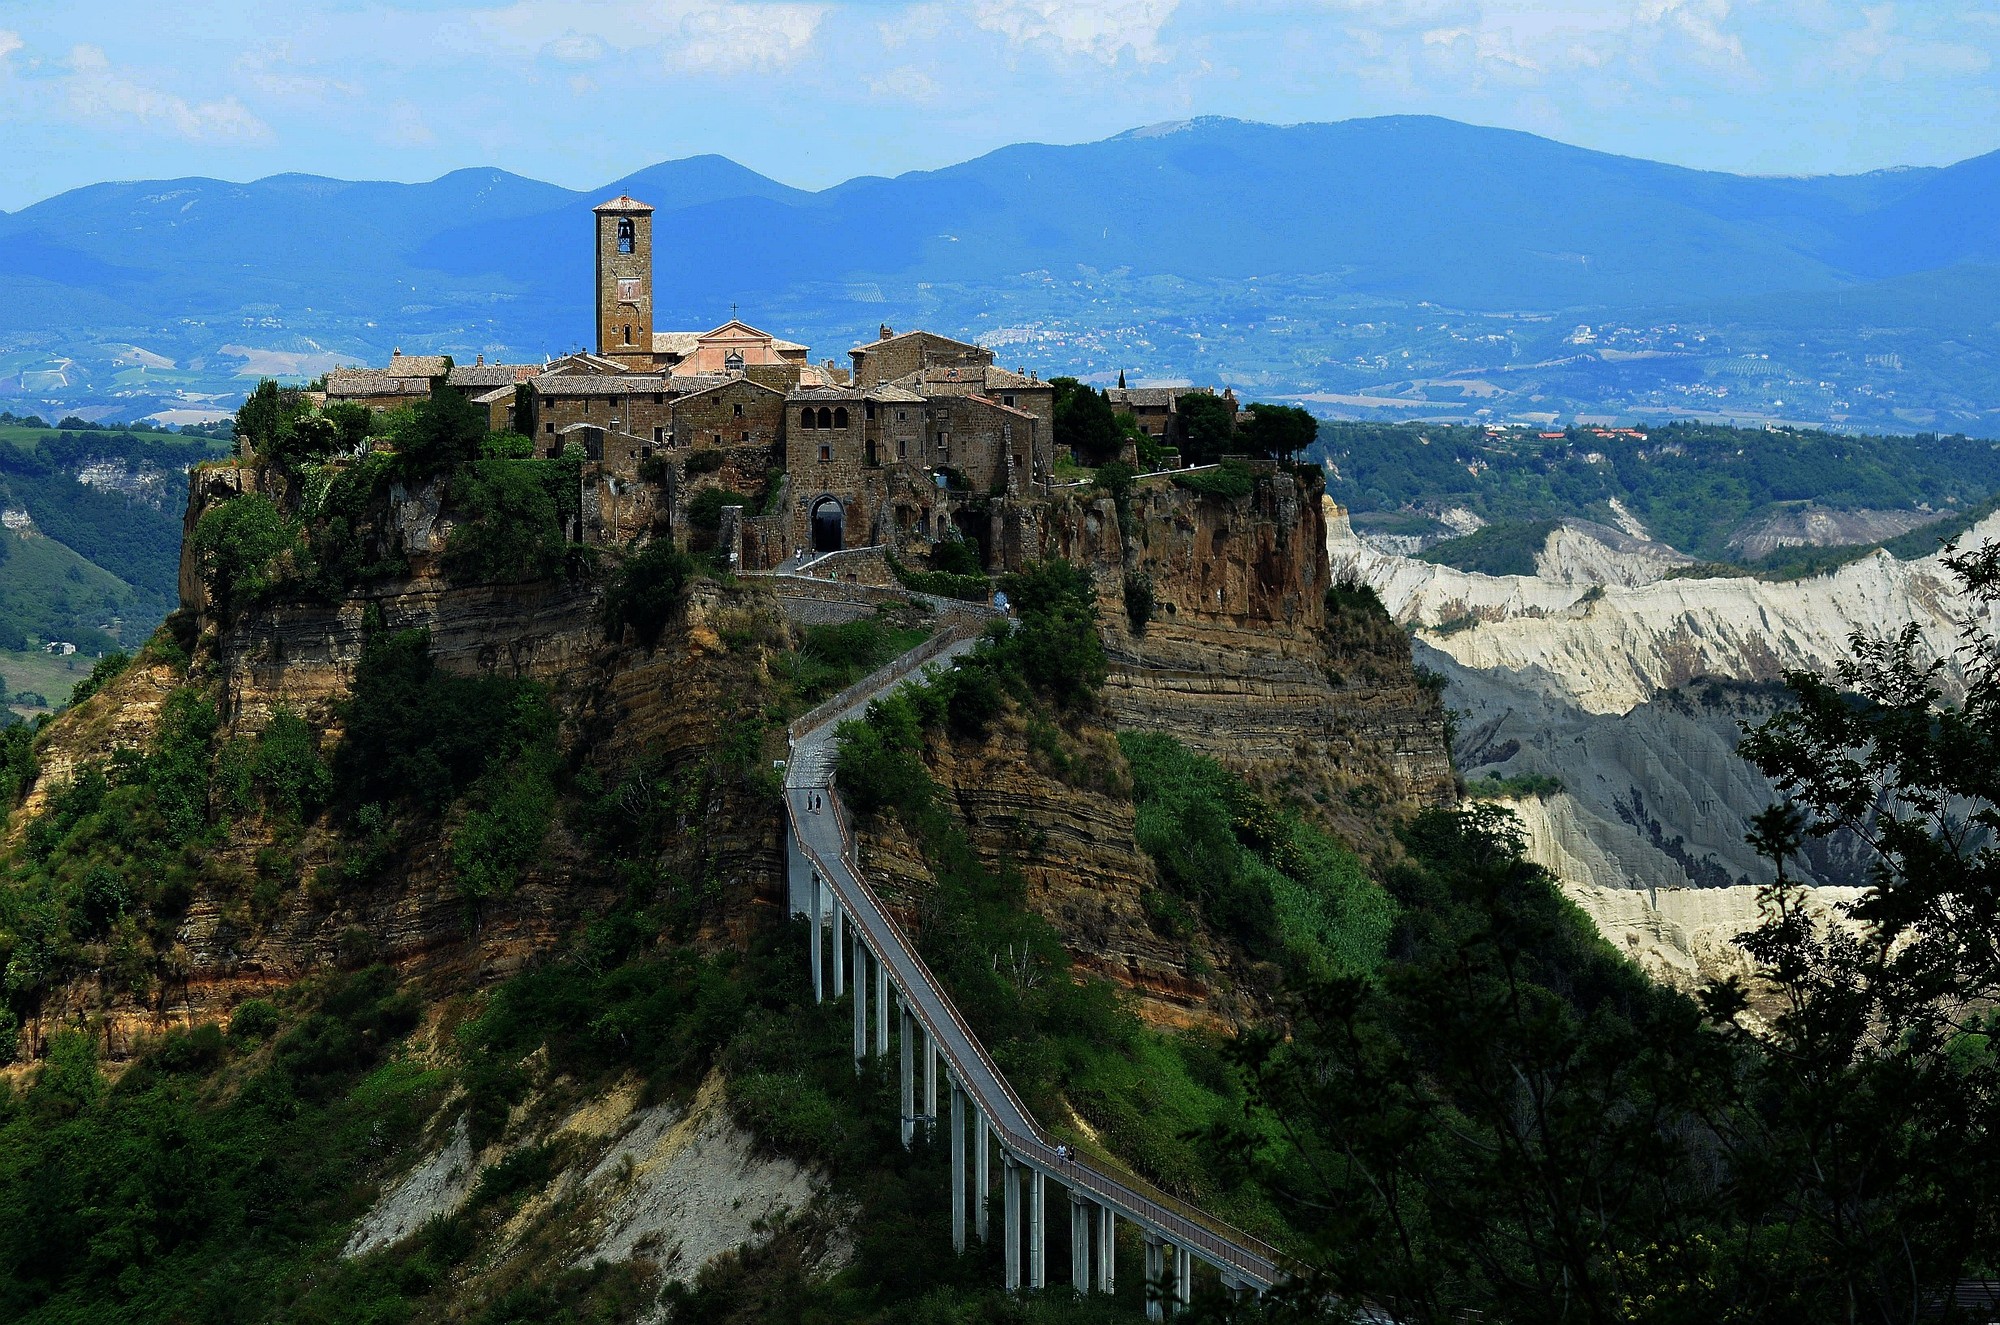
<box><xmin>385</xmin><ymin>386</ymin><xmax>489</xmax><ymax>479</ymax></box>
<box><xmin>600</xmin><ymin>540</ymin><xmax>696</xmax><ymax>651</ymax></box>
<box><xmin>1050</xmin><ymin>377</ymin><xmax>1123</xmax><ymax>466</ymax></box>
<box><xmin>191</xmin><ymin>494</ymin><xmax>299</xmax><ymax>616</ymax></box>
<box><xmin>1239</xmin><ymin>401</ymin><xmax>1318</xmax><ymax>461</ymax></box>
<box><xmin>1176</xmin><ymin>392</ymin><xmax>1236</xmax><ymax>465</ymax></box>
<box><xmin>442</xmin><ymin>460</ymin><xmax>567</xmax><ymax>584</ymax></box>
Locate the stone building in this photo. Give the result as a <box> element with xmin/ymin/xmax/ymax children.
<box><xmin>325</xmin><ymin>192</ymin><xmax>1070</xmax><ymax>571</ymax></box>
<box><xmin>849</xmin><ymin>327</ymin><xmax>992</xmax><ymax>387</ymax></box>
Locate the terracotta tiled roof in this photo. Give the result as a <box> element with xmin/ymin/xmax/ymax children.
<box><xmin>446</xmin><ymin>364</ymin><xmax>534</xmax><ymax>388</ymax></box>
<box><xmin>1106</xmin><ymin>387</ymin><xmax>1178</xmax><ymax>408</ymax></box>
<box><xmin>387</xmin><ymin>354</ymin><xmax>451</xmax><ymax>377</ymax></box>
<box><xmin>325</xmin><ymin>369</ymin><xmax>429</xmax><ymax>398</ymax></box>
<box><xmin>593</xmin><ymin>194</ymin><xmax>654</xmax><ymax>213</ymax></box>
<box><xmin>850</xmin><ymin>328</ymin><xmax>984</xmax><ymax>358</ymax></box>
<box><xmin>529</xmin><ymin>375</ymin><xmax>671</xmax><ymax>397</ymax></box>
<box><xmin>469</xmin><ymin>386</ymin><xmax>516</xmax><ymax>405</ymax></box>
<box><xmin>673</xmin><ymin>376</ymin><xmax>785</xmax><ymax>403</ymax></box>
<box><xmin>653</xmin><ymin>331</ymin><xmax>703</xmax><ymax>355</ymax></box>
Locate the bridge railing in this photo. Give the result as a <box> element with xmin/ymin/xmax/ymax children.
<box><xmin>785</xmin><ymin>619</ymin><xmax>984</xmax><ymax>743</ymax></box>
<box><xmin>786</xmin><ymin>638</ymin><xmax>1293</xmax><ymax>1288</ymax></box>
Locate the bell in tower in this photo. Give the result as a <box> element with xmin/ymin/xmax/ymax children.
<box><xmin>593</xmin><ymin>195</ymin><xmax>655</xmax><ymax>370</ymax></box>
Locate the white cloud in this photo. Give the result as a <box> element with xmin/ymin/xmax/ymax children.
<box><xmin>0</xmin><ymin>30</ymin><xmax>22</xmax><ymax>66</ymax></box>
<box><xmin>972</xmin><ymin>0</ymin><xmax>1183</xmax><ymax>65</ymax></box>
<box><xmin>234</xmin><ymin>41</ymin><xmax>358</xmax><ymax>101</ymax></box>
<box><xmin>477</xmin><ymin>0</ymin><xmax>829</xmax><ymax>76</ymax></box>
<box><xmin>866</xmin><ymin>64</ymin><xmax>941</xmax><ymax>101</ymax></box>
<box><xmin>1819</xmin><ymin>4</ymin><xmax>1991</xmax><ymax>81</ymax></box>
<box><xmin>65</xmin><ymin>44</ymin><xmax>273</xmax><ymax>141</ymax></box>
<box><xmin>379</xmin><ymin>100</ymin><xmax>437</xmax><ymax>147</ymax></box>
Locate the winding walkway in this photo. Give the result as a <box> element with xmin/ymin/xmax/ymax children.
<box><xmin>784</xmin><ymin>630</ymin><xmax>1287</xmax><ymax>1308</ymax></box>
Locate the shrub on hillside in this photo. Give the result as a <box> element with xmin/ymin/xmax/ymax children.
<box><xmin>1172</xmin><ymin>459</ymin><xmax>1255</xmax><ymax>500</ymax></box>
<box><xmin>442</xmin><ymin>459</ymin><xmax>569</xmax><ymax>584</ymax></box>
<box><xmin>600</xmin><ymin>541</ymin><xmax>696</xmax><ymax>651</ymax></box>
<box><xmin>192</xmin><ymin>494</ymin><xmax>300</xmax><ymax>616</ymax></box>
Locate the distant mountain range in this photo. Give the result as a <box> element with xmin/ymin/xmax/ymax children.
<box><xmin>2</xmin><ymin>116</ymin><xmax>1996</xmax><ymax>434</ymax></box>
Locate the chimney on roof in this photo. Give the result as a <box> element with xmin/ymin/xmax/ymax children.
<box><xmin>879</xmin><ymin>324</ymin><xmax>893</xmax><ymax>340</ymax></box>
<box><xmin>1117</xmin><ymin>369</ymin><xmax>1126</xmax><ymax>389</ymax></box>
<box><xmin>476</xmin><ymin>353</ymin><xmax>485</xmax><ymax>366</ymax></box>
<box><xmin>393</xmin><ymin>347</ymin><xmax>402</xmax><ymax>357</ymax></box>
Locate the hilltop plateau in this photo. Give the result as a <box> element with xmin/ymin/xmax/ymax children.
<box><xmin>4</xmin><ymin>116</ymin><xmax>2000</xmax><ymax>434</ymax></box>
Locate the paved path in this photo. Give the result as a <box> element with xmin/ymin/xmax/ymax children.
<box><xmin>785</xmin><ymin>634</ymin><xmax>1287</xmax><ymax>1293</ymax></box>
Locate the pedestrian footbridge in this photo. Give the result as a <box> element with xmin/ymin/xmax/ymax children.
<box><xmin>784</xmin><ymin>628</ymin><xmax>1287</xmax><ymax>1312</ymax></box>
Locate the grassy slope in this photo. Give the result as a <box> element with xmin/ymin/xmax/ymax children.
<box><xmin>0</xmin><ymin>532</ymin><xmax>155</xmax><ymax>652</ymax></box>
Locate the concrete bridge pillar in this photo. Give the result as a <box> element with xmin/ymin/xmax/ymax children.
<box><xmin>808</xmin><ymin>871</ymin><xmax>823</xmax><ymax>1002</ymax></box>
<box><xmin>1144</xmin><ymin>1234</ymin><xmax>1165</xmax><ymax>1321</ymax></box>
<box><xmin>831</xmin><ymin>902</ymin><xmax>845</xmax><ymax>996</ymax></box>
<box><xmin>851</xmin><ymin>939</ymin><xmax>867</xmax><ymax>1069</ymax></box>
<box><xmin>1069</xmin><ymin>1192</ymin><xmax>1092</xmax><ymax>1291</ymax></box>
<box><xmin>974</xmin><ymin>1113</ymin><xmax>991</xmax><ymax>1242</ymax></box>
<box><xmin>1003</xmin><ymin>1156</ymin><xmax>1022</xmax><ymax>1291</ymax></box>
<box><xmin>950</xmin><ymin>1082</ymin><xmax>967</xmax><ymax>1253</ymax></box>
<box><xmin>1097</xmin><ymin>1204</ymin><xmax>1115</xmax><ymax>1294</ymax></box>
<box><xmin>1027</xmin><ymin>1167</ymin><xmax>1045</xmax><ymax>1290</ymax></box>
<box><xmin>923</xmin><ymin>1030</ymin><xmax>938</xmax><ymax>1137</ymax></box>
<box><xmin>1174</xmin><ymin>1245</ymin><xmax>1192</xmax><ymax>1310</ymax></box>
<box><xmin>874</xmin><ymin>957</ymin><xmax>889</xmax><ymax>1056</ymax></box>
<box><xmin>899</xmin><ymin>1004</ymin><xmax>915</xmax><ymax>1148</ymax></box>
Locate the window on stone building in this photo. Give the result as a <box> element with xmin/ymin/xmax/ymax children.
<box><xmin>1004</xmin><ymin>394</ymin><xmax>1016</xmax><ymax>407</ymax></box>
<box><xmin>617</xmin><ymin>218</ymin><xmax>635</xmax><ymax>254</ymax></box>
<box><xmin>819</xmin><ymin>444</ymin><xmax>831</xmax><ymax>462</ymax></box>
<box><xmin>623</xmin><ymin>325</ymin><xmax>632</xmax><ymax>345</ymax></box>
<box><xmin>865</xmin><ymin>401</ymin><xmax>876</xmax><ymax>420</ymax></box>
<box><xmin>653</xmin><ymin>427</ymin><xmax>663</xmax><ymax>445</ymax></box>
<box><xmin>740</xmin><ymin>431</ymin><xmax>749</xmax><ymax>442</ymax></box>
<box><xmin>733</xmin><ymin>402</ymin><xmax>743</xmax><ymax>417</ymax></box>
<box><xmin>546</xmin><ymin>422</ymin><xmax>556</xmax><ymax>434</ymax></box>
<box><xmin>898</xmin><ymin>438</ymin><xmax>907</xmax><ymax>460</ymax></box>
<box><xmin>653</xmin><ymin>392</ymin><xmax>663</xmax><ymax>405</ymax></box>
<box><xmin>896</xmin><ymin>410</ymin><xmax>906</xmax><ymax>421</ymax></box>
<box><xmin>817</xmin><ymin>407</ymin><xmax>833</xmax><ymax>429</ymax></box>
<box><xmin>800</xmin><ymin>407</ymin><xmax>815</xmax><ymax>429</ymax></box>
<box><xmin>834</xmin><ymin>407</ymin><xmax>849</xmax><ymax>429</ymax></box>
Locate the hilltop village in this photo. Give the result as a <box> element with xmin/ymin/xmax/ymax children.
<box><xmin>320</xmin><ymin>194</ymin><xmax>1237</xmax><ymax>574</ymax></box>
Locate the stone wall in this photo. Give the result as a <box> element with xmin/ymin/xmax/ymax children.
<box><xmin>672</xmin><ymin>378</ymin><xmax>786</xmax><ymax>452</ymax></box>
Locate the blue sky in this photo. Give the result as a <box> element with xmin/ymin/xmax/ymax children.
<box><xmin>0</xmin><ymin>0</ymin><xmax>1994</xmax><ymax>211</ymax></box>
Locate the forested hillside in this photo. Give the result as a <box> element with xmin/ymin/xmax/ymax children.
<box><xmin>1322</xmin><ymin>419</ymin><xmax>2000</xmax><ymax>566</ymax></box>
<box><xmin>0</xmin><ymin>419</ymin><xmax>224</xmax><ymax>657</ymax></box>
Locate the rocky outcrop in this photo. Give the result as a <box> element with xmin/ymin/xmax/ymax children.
<box><xmin>1725</xmin><ymin>504</ymin><xmax>1938</xmax><ymax>560</ymax></box>
<box><xmin>856</xmin><ymin>714</ymin><xmax>1239</xmax><ymax>1030</ymax></box>
<box><xmin>1333</xmin><ymin>503</ymin><xmax>2000</xmax><ymax>716</ymax></box>
<box><xmin>1010</xmin><ymin>471</ymin><xmax>1454</xmax><ymax>812</ymax></box>
<box><xmin>346</xmin><ymin>1070</ymin><xmax>835</xmax><ymax>1289</ymax></box>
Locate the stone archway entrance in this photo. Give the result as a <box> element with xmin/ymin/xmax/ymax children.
<box><xmin>811</xmin><ymin>497</ymin><xmax>844</xmax><ymax>553</ymax></box>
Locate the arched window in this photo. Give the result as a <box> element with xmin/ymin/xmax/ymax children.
<box><xmin>800</xmin><ymin>407</ymin><xmax>816</xmax><ymax>429</ymax></box>
<box><xmin>817</xmin><ymin>407</ymin><xmax>833</xmax><ymax>429</ymax></box>
<box><xmin>833</xmin><ymin>407</ymin><xmax>849</xmax><ymax>429</ymax></box>
<box><xmin>616</xmin><ymin>217</ymin><xmax>635</xmax><ymax>254</ymax></box>
<box><xmin>622</xmin><ymin>325</ymin><xmax>631</xmax><ymax>344</ymax></box>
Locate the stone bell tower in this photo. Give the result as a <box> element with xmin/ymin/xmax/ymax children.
<box><xmin>594</xmin><ymin>195</ymin><xmax>654</xmax><ymax>370</ymax></box>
